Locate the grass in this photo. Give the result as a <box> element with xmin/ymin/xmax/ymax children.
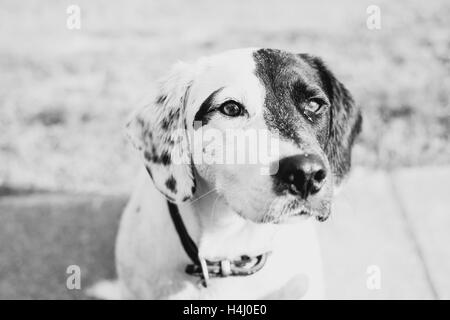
<box><xmin>0</xmin><ymin>0</ymin><xmax>449</xmax><ymax>194</ymax></box>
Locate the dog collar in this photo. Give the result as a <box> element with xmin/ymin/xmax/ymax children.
<box><xmin>167</xmin><ymin>201</ymin><xmax>269</xmax><ymax>288</ymax></box>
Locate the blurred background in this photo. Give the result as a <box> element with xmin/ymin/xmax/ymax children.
<box><xmin>0</xmin><ymin>0</ymin><xmax>449</xmax><ymax>299</ymax></box>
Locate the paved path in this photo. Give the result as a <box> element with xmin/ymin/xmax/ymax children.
<box><xmin>321</xmin><ymin>166</ymin><xmax>450</xmax><ymax>299</ymax></box>
<box><xmin>0</xmin><ymin>166</ymin><xmax>448</xmax><ymax>299</ymax></box>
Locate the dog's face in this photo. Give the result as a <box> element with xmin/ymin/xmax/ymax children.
<box><xmin>127</xmin><ymin>48</ymin><xmax>362</xmax><ymax>223</ymax></box>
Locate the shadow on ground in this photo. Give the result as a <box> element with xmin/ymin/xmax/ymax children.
<box><xmin>0</xmin><ymin>194</ymin><xmax>126</xmax><ymax>299</ymax></box>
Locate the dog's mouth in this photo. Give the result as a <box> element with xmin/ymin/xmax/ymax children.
<box><xmin>261</xmin><ymin>198</ymin><xmax>330</xmax><ymax>224</ymax></box>
<box><xmin>289</xmin><ymin>207</ymin><xmax>328</xmax><ymax>222</ymax></box>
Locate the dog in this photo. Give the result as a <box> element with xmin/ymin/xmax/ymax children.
<box><xmin>110</xmin><ymin>48</ymin><xmax>361</xmax><ymax>299</ymax></box>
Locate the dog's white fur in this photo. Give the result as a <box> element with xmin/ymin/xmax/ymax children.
<box><xmin>96</xmin><ymin>49</ymin><xmax>329</xmax><ymax>299</ymax></box>
<box><xmin>114</xmin><ymin>169</ymin><xmax>324</xmax><ymax>299</ymax></box>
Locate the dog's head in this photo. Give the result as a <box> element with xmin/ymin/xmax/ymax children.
<box><xmin>127</xmin><ymin>48</ymin><xmax>362</xmax><ymax>223</ymax></box>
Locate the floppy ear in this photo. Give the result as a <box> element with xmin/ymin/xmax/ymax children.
<box><xmin>300</xmin><ymin>54</ymin><xmax>362</xmax><ymax>184</ymax></box>
<box><xmin>126</xmin><ymin>62</ymin><xmax>196</xmax><ymax>202</ymax></box>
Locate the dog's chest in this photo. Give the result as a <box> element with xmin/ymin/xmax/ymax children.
<box><xmin>115</xmin><ymin>175</ymin><xmax>324</xmax><ymax>299</ymax></box>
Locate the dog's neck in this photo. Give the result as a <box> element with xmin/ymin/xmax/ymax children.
<box><xmin>178</xmin><ymin>176</ymin><xmax>294</xmax><ymax>261</ymax></box>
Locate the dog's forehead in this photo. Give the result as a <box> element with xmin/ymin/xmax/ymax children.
<box><xmin>195</xmin><ymin>48</ymin><xmax>257</xmax><ymax>79</ymax></box>
<box><xmin>189</xmin><ymin>48</ymin><xmax>316</xmax><ymax>99</ymax></box>
<box><xmin>253</xmin><ymin>49</ymin><xmax>320</xmax><ymax>86</ymax></box>
<box><xmin>186</xmin><ymin>48</ymin><xmax>320</xmax><ymax>124</ymax></box>
<box><xmin>184</xmin><ymin>49</ymin><xmax>261</xmax><ymax>118</ymax></box>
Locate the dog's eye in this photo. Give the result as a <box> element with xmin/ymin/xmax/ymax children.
<box><xmin>305</xmin><ymin>98</ymin><xmax>326</xmax><ymax>114</ymax></box>
<box><xmin>218</xmin><ymin>101</ymin><xmax>244</xmax><ymax>117</ymax></box>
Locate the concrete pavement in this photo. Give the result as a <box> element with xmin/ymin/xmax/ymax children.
<box><xmin>0</xmin><ymin>166</ymin><xmax>449</xmax><ymax>299</ymax></box>
<box><xmin>320</xmin><ymin>166</ymin><xmax>450</xmax><ymax>299</ymax></box>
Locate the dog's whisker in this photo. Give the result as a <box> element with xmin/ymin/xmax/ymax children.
<box><xmin>187</xmin><ymin>187</ymin><xmax>219</xmax><ymax>204</ymax></box>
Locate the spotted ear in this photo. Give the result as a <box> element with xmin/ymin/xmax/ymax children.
<box><xmin>300</xmin><ymin>54</ymin><xmax>362</xmax><ymax>185</ymax></box>
<box><xmin>126</xmin><ymin>62</ymin><xmax>196</xmax><ymax>202</ymax></box>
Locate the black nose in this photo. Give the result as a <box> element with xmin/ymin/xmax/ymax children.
<box><xmin>276</xmin><ymin>154</ymin><xmax>327</xmax><ymax>199</ymax></box>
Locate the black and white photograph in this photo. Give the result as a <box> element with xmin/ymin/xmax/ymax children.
<box><xmin>0</xmin><ymin>0</ymin><xmax>449</xmax><ymax>301</ymax></box>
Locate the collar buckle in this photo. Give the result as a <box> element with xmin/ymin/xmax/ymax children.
<box><xmin>166</xmin><ymin>199</ymin><xmax>269</xmax><ymax>288</ymax></box>
<box><xmin>185</xmin><ymin>252</ymin><xmax>270</xmax><ymax>288</ymax></box>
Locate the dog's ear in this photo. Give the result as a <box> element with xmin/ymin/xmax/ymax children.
<box><xmin>126</xmin><ymin>62</ymin><xmax>196</xmax><ymax>202</ymax></box>
<box><xmin>300</xmin><ymin>54</ymin><xmax>362</xmax><ymax>185</ymax></box>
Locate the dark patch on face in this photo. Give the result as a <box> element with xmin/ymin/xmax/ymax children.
<box><xmin>144</xmin><ymin>146</ymin><xmax>159</xmax><ymax>163</ymax></box>
<box><xmin>160</xmin><ymin>108</ymin><xmax>180</xmax><ymax>131</ymax></box>
<box><xmin>161</xmin><ymin>117</ymin><xmax>171</xmax><ymax>130</ymax></box>
<box><xmin>170</xmin><ymin>108</ymin><xmax>180</xmax><ymax>121</ymax></box>
<box><xmin>165</xmin><ymin>176</ymin><xmax>177</xmax><ymax>193</ymax></box>
<box><xmin>193</xmin><ymin>88</ymin><xmax>224</xmax><ymax>126</ymax></box>
<box><xmin>253</xmin><ymin>49</ymin><xmax>330</xmax><ymax>149</ymax></box>
<box><xmin>253</xmin><ymin>48</ymin><xmax>362</xmax><ymax>184</ymax></box>
<box><xmin>136</xmin><ymin>117</ymin><xmax>146</xmax><ymax>129</ymax></box>
<box><xmin>156</xmin><ymin>95</ymin><xmax>167</xmax><ymax>104</ymax></box>
<box><xmin>144</xmin><ymin>148</ymin><xmax>171</xmax><ymax>165</ymax></box>
<box><xmin>144</xmin><ymin>150</ymin><xmax>153</xmax><ymax>162</ymax></box>
<box><xmin>159</xmin><ymin>151</ymin><xmax>171</xmax><ymax>165</ymax></box>
<box><xmin>299</xmin><ymin>53</ymin><xmax>362</xmax><ymax>182</ymax></box>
